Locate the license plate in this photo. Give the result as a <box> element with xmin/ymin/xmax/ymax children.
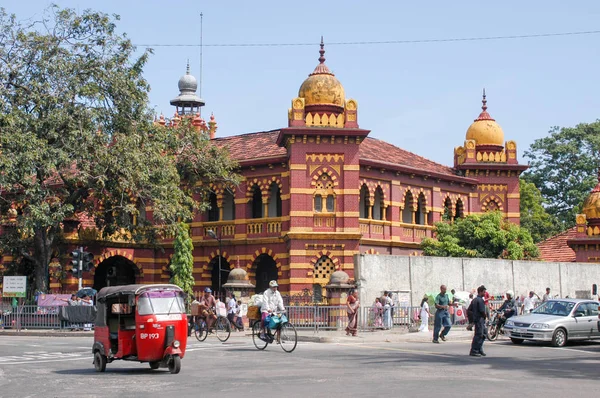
<box><xmin>513</xmin><ymin>328</ymin><xmax>525</xmax><ymax>333</ymax></box>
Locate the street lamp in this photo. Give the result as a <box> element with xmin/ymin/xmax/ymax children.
<box><xmin>207</xmin><ymin>229</ymin><xmax>222</xmax><ymax>297</ymax></box>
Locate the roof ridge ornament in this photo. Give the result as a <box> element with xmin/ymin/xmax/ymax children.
<box><xmin>474</xmin><ymin>88</ymin><xmax>494</xmax><ymax>122</ymax></box>
<box><xmin>310</xmin><ymin>37</ymin><xmax>333</xmax><ymax>76</ymax></box>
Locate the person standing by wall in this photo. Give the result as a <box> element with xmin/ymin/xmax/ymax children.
<box><xmin>432</xmin><ymin>285</ymin><xmax>452</xmax><ymax>343</ymax></box>
<box><xmin>470</xmin><ymin>285</ymin><xmax>488</xmax><ymax>357</ymax></box>
<box><xmin>418</xmin><ymin>295</ymin><xmax>430</xmax><ymax>333</ymax></box>
<box><xmin>373</xmin><ymin>298</ymin><xmax>383</xmax><ymax>328</ymax></box>
<box><xmin>542</xmin><ymin>287</ymin><xmax>551</xmax><ymax>302</ymax></box>
<box><xmin>345</xmin><ymin>289</ymin><xmax>360</xmax><ymax>336</ymax></box>
<box><xmin>382</xmin><ymin>291</ymin><xmax>393</xmax><ymax>329</ymax></box>
<box><xmin>522</xmin><ymin>291</ymin><xmax>538</xmax><ymax>314</ymax></box>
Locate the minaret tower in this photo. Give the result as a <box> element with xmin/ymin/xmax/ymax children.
<box><xmin>454</xmin><ymin>90</ymin><xmax>527</xmax><ymax>224</ymax></box>
<box><xmin>170</xmin><ymin>61</ymin><xmax>205</xmax><ymax>116</ymax></box>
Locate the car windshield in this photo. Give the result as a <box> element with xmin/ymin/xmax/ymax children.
<box><xmin>531</xmin><ymin>301</ymin><xmax>575</xmax><ymax>316</ymax></box>
<box><xmin>137</xmin><ymin>290</ymin><xmax>185</xmax><ymax>315</ymax></box>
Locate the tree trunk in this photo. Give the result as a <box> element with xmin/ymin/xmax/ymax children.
<box><xmin>32</xmin><ymin>228</ymin><xmax>55</xmax><ymax>293</ymax></box>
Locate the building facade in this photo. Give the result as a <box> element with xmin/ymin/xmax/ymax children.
<box><xmin>0</xmin><ymin>42</ymin><xmax>525</xmax><ymax>297</ymax></box>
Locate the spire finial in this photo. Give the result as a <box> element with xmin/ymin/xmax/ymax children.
<box><xmin>482</xmin><ymin>88</ymin><xmax>487</xmax><ymax>112</ymax></box>
<box><xmin>186</xmin><ymin>59</ymin><xmax>190</xmax><ymax>74</ymax></box>
<box><xmin>318</xmin><ymin>36</ymin><xmax>325</xmax><ymax>64</ymax></box>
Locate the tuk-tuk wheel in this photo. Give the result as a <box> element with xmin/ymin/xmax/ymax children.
<box><xmin>93</xmin><ymin>351</ymin><xmax>107</xmax><ymax>372</ymax></box>
<box><xmin>168</xmin><ymin>355</ymin><xmax>181</xmax><ymax>374</ymax></box>
<box><xmin>149</xmin><ymin>361</ymin><xmax>160</xmax><ymax>370</ymax></box>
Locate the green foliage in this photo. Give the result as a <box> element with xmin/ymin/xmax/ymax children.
<box><xmin>422</xmin><ymin>211</ymin><xmax>540</xmax><ymax>260</ymax></box>
<box><xmin>523</xmin><ymin>121</ymin><xmax>600</xmax><ymax>230</ymax></box>
<box><xmin>519</xmin><ymin>179</ymin><xmax>560</xmax><ymax>243</ymax></box>
<box><xmin>0</xmin><ymin>7</ymin><xmax>239</xmax><ymax>291</ymax></box>
<box><xmin>170</xmin><ymin>223</ymin><xmax>195</xmax><ymax>297</ymax></box>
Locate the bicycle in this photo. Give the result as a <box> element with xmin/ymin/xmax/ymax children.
<box><xmin>194</xmin><ymin>315</ymin><xmax>231</xmax><ymax>342</ymax></box>
<box><xmin>251</xmin><ymin>311</ymin><xmax>297</xmax><ymax>353</ymax></box>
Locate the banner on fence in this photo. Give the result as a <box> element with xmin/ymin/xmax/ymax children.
<box><xmin>2</xmin><ymin>276</ymin><xmax>27</xmax><ymax>298</ymax></box>
<box><xmin>37</xmin><ymin>294</ymin><xmax>71</xmax><ymax>307</ymax></box>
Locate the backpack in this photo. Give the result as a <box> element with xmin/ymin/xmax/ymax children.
<box><xmin>467</xmin><ymin>300</ymin><xmax>474</xmax><ymax>324</ymax></box>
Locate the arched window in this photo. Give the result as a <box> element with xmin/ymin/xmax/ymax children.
<box><xmin>442</xmin><ymin>197</ymin><xmax>453</xmax><ymax>221</ymax></box>
<box><xmin>314</xmin><ymin>194</ymin><xmax>323</xmax><ymax>212</ymax></box>
<box><xmin>455</xmin><ymin>198</ymin><xmax>465</xmax><ymax>219</ymax></box>
<box><xmin>485</xmin><ymin>200</ymin><xmax>499</xmax><ymax>212</ymax></box>
<box><xmin>415</xmin><ymin>193</ymin><xmax>427</xmax><ymax>225</ymax></box>
<box><xmin>326</xmin><ymin>195</ymin><xmax>335</xmax><ymax>212</ymax></box>
<box><xmin>251</xmin><ymin>185</ymin><xmax>262</xmax><ymax>219</ymax></box>
<box><xmin>402</xmin><ymin>191</ymin><xmax>413</xmax><ymax>224</ymax></box>
<box><xmin>208</xmin><ymin>192</ymin><xmax>219</xmax><ymax>222</ymax></box>
<box><xmin>359</xmin><ymin>184</ymin><xmax>369</xmax><ymax>218</ymax></box>
<box><xmin>267</xmin><ymin>182</ymin><xmax>282</xmax><ymax>217</ymax></box>
<box><xmin>373</xmin><ymin>187</ymin><xmax>384</xmax><ymax>220</ymax></box>
<box><xmin>314</xmin><ymin>173</ymin><xmax>336</xmax><ymax>213</ymax></box>
<box><xmin>223</xmin><ymin>190</ymin><xmax>235</xmax><ymax>221</ymax></box>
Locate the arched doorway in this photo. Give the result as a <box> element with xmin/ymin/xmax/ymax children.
<box><xmin>93</xmin><ymin>256</ymin><xmax>139</xmax><ymax>291</ymax></box>
<box><xmin>254</xmin><ymin>254</ymin><xmax>278</xmax><ymax>294</ymax></box>
<box><xmin>209</xmin><ymin>257</ymin><xmax>231</xmax><ymax>297</ymax></box>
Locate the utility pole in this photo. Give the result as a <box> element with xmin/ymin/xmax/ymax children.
<box><xmin>78</xmin><ymin>246</ymin><xmax>83</xmax><ymax>290</ymax></box>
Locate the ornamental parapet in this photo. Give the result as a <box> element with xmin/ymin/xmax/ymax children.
<box><xmin>454</xmin><ymin>139</ymin><xmax>518</xmax><ymax>166</ymax></box>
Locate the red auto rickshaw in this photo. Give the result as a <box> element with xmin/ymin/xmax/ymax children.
<box><xmin>92</xmin><ymin>284</ymin><xmax>188</xmax><ymax>374</ymax></box>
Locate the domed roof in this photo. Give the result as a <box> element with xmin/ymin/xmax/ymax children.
<box><xmin>329</xmin><ymin>270</ymin><xmax>350</xmax><ymax>285</ymax></box>
<box><xmin>583</xmin><ymin>171</ymin><xmax>600</xmax><ymax>219</ymax></box>
<box><xmin>465</xmin><ymin>90</ymin><xmax>505</xmax><ymax>146</ymax></box>
<box><xmin>298</xmin><ymin>39</ymin><xmax>345</xmax><ymax>108</ymax></box>
<box><xmin>227</xmin><ymin>267</ymin><xmax>248</xmax><ymax>282</ymax></box>
<box><xmin>170</xmin><ymin>62</ymin><xmax>204</xmax><ymax>107</ymax></box>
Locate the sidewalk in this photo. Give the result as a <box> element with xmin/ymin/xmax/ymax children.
<box><xmin>0</xmin><ymin>327</ymin><xmax>475</xmax><ymax>344</ymax></box>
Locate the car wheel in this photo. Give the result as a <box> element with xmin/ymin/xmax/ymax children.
<box><xmin>510</xmin><ymin>338</ymin><xmax>524</xmax><ymax>345</ymax></box>
<box><xmin>551</xmin><ymin>328</ymin><xmax>567</xmax><ymax>347</ymax></box>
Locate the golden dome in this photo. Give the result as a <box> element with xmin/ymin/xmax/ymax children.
<box><xmin>583</xmin><ymin>173</ymin><xmax>600</xmax><ymax>219</ymax></box>
<box><xmin>465</xmin><ymin>90</ymin><xmax>505</xmax><ymax>146</ymax></box>
<box><xmin>298</xmin><ymin>39</ymin><xmax>345</xmax><ymax>108</ymax></box>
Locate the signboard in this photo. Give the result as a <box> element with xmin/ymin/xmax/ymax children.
<box><xmin>2</xmin><ymin>276</ymin><xmax>27</xmax><ymax>298</ymax></box>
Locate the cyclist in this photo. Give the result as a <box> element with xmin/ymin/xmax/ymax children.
<box><xmin>260</xmin><ymin>280</ymin><xmax>285</xmax><ymax>339</ymax></box>
<box><xmin>199</xmin><ymin>287</ymin><xmax>217</xmax><ymax>330</ymax></box>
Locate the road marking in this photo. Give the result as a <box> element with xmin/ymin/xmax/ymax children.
<box><xmin>335</xmin><ymin>343</ymin><xmax>457</xmax><ymax>357</ymax></box>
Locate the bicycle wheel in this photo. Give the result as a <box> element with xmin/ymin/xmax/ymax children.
<box><xmin>195</xmin><ymin>319</ymin><xmax>208</xmax><ymax>342</ymax></box>
<box><xmin>215</xmin><ymin>316</ymin><xmax>231</xmax><ymax>342</ymax></box>
<box><xmin>279</xmin><ymin>322</ymin><xmax>297</xmax><ymax>353</ymax></box>
<box><xmin>252</xmin><ymin>320</ymin><xmax>268</xmax><ymax>350</ymax></box>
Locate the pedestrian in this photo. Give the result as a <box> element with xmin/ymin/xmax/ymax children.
<box><xmin>226</xmin><ymin>293</ymin><xmax>239</xmax><ymax>331</ymax></box>
<box><xmin>432</xmin><ymin>285</ymin><xmax>453</xmax><ymax>343</ymax></box>
<box><xmin>466</xmin><ymin>293</ymin><xmax>474</xmax><ymax>331</ymax></box>
<box><xmin>233</xmin><ymin>299</ymin><xmax>244</xmax><ymax>331</ymax></box>
<box><xmin>80</xmin><ymin>294</ymin><xmax>94</xmax><ymax>331</ymax></box>
<box><xmin>383</xmin><ymin>291</ymin><xmax>393</xmax><ymax>329</ymax></box>
<box><xmin>418</xmin><ymin>296</ymin><xmax>430</xmax><ymax>332</ymax></box>
<box><xmin>345</xmin><ymin>289</ymin><xmax>359</xmax><ymax>336</ymax></box>
<box><xmin>542</xmin><ymin>287</ymin><xmax>551</xmax><ymax>302</ymax></box>
<box><xmin>373</xmin><ymin>298</ymin><xmax>383</xmax><ymax>328</ymax></box>
<box><xmin>470</xmin><ymin>285</ymin><xmax>488</xmax><ymax>357</ymax></box>
<box><xmin>522</xmin><ymin>291</ymin><xmax>538</xmax><ymax>314</ymax></box>
<box><xmin>450</xmin><ymin>289</ymin><xmax>457</xmax><ymax>324</ymax></box>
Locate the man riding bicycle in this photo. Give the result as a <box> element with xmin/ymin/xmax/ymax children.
<box><xmin>496</xmin><ymin>290</ymin><xmax>517</xmax><ymax>329</ymax></box>
<box><xmin>260</xmin><ymin>280</ymin><xmax>285</xmax><ymax>339</ymax></box>
<box><xmin>199</xmin><ymin>287</ymin><xmax>217</xmax><ymax>330</ymax></box>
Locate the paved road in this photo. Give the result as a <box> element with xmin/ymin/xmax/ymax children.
<box><xmin>0</xmin><ymin>335</ymin><xmax>598</xmax><ymax>397</ymax></box>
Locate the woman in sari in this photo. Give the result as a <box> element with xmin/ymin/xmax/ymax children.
<box><xmin>373</xmin><ymin>297</ymin><xmax>383</xmax><ymax>328</ymax></box>
<box><xmin>345</xmin><ymin>289</ymin><xmax>360</xmax><ymax>336</ymax></box>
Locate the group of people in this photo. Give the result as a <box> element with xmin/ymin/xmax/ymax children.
<box><xmin>371</xmin><ymin>291</ymin><xmax>394</xmax><ymax>329</ymax></box>
<box><xmin>191</xmin><ymin>287</ymin><xmax>245</xmax><ymax>332</ymax></box>
<box><xmin>57</xmin><ymin>293</ymin><xmax>94</xmax><ymax>331</ymax></box>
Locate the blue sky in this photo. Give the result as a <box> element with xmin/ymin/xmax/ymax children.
<box><xmin>6</xmin><ymin>1</ymin><xmax>600</xmax><ymax>166</ymax></box>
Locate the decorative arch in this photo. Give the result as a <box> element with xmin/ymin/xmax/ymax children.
<box><xmin>94</xmin><ymin>249</ymin><xmax>143</xmax><ymax>276</ymax></box>
<box><xmin>309</xmin><ymin>249</ymin><xmax>340</xmax><ymax>272</ymax></box>
<box><xmin>402</xmin><ymin>189</ymin><xmax>414</xmax><ymax>223</ymax></box>
<box><xmin>481</xmin><ymin>195</ymin><xmax>504</xmax><ymax>212</ymax></box>
<box><xmin>311</xmin><ymin>166</ymin><xmax>340</xmax><ymax>187</ymax></box>
<box><xmin>400</xmin><ymin>187</ymin><xmax>416</xmax><ymax>210</ymax></box>
<box><xmin>359</xmin><ymin>183</ymin><xmax>370</xmax><ymax>218</ymax></box>
<box><xmin>455</xmin><ymin>197</ymin><xmax>465</xmax><ymax>218</ymax></box>
<box><xmin>203</xmin><ymin>249</ymin><xmax>232</xmax><ymax>271</ymax></box>
<box><xmin>245</xmin><ymin>248</ymin><xmax>282</xmax><ymax>272</ymax></box>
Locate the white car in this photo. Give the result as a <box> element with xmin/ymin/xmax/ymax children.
<box><xmin>504</xmin><ymin>299</ymin><xmax>600</xmax><ymax>347</ymax></box>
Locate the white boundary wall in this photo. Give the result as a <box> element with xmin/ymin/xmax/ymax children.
<box><xmin>354</xmin><ymin>254</ymin><xmax>600</xmax><ymax>307</ymax></box>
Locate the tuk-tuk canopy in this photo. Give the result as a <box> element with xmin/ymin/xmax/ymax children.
<box><xmin>96</xmin><ymin>284</ymin><xmax>183</xmax><ymax>303</ymax></box>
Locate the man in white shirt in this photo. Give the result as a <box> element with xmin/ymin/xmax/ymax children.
<box><xmin>261</xmin><ymin>280</ymin><xmax>285</xmax><ymax>338</ymax></box>
<box><xmin>542</xmin><ymin>287</ymin><xmax>551</xmax><ymax>302</ymax></box>
<box><xmin>522</xmin><ymin>291</ymin><xmax>538</xmax><ymax>314</ymax></box>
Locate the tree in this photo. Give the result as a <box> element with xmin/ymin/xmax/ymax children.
<box><xmin>0</xmin><ymin>7</ymin><xmax>239</xmax><ymax>292</ymax></box>
<box><xmin>519</xmin><ymin>179</ymin><xmax>560</xmax><ymax>243</ymax></box>
<box><xmin>523</xmin><ymin>121</ymin><xmax>600</xmax><ymax>230</ymax></box>
<box><xmin>170</xmin><ymin>223</ymin><xmax>194</xmax><ymax>297</ymax></box>
<box><xmin>421</xmin><ymin>211</ymin><xmax>539</xmax><ymax>260</ymax></box>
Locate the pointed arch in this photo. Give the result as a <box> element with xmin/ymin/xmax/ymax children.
<box><xmin>402</xmin><ymin>190</ymin><xmax>414</xmax><ymax>223</ymax></box>
<box><xmin>223</xmin><ymin>189</ymin><xmax>236</xmax><ymax>220</ymax></box>
<box><xmin>415</xmin><ymin>192</ymin><xmax>427</xmax><ymax>225</ymax></box>
<box><xmin>373</xmin><ymin>186</ymin><xmax>384</xmax><ymax>220</ymax></box>
<box><xmin>267</xmin><ymin>182</ymin><xmax>282</xmax><ymax>217</ymax></box>
<box><xmin>250</xmin><ymin>184</ymin><xmax>263</xmax><ymax>218</ymax></box>
<box><xmin>208</xmin><ymin>191</ymin><xmax>219</xmax><ymax>222</ymax></box>
<box><xmin>455</xmin><ymin>197</ymin><xmax>465</xmax><ymax>219</ymax></box>
<box><xmin>359</xmin><ymin>184</ymin><xmax>370</xmax><ymax>219</ymax></box>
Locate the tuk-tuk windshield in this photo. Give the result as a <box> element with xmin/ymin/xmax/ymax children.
<box><xmin>137</xmin><ymin>290</ymin><xmax>185</xmax><ymax>315</ymax></box>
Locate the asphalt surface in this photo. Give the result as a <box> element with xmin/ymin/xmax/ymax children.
<box><xmin>0</xmin><ymin>334</ymin><xmax>598</xmax><ymax>398</ymax></box>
